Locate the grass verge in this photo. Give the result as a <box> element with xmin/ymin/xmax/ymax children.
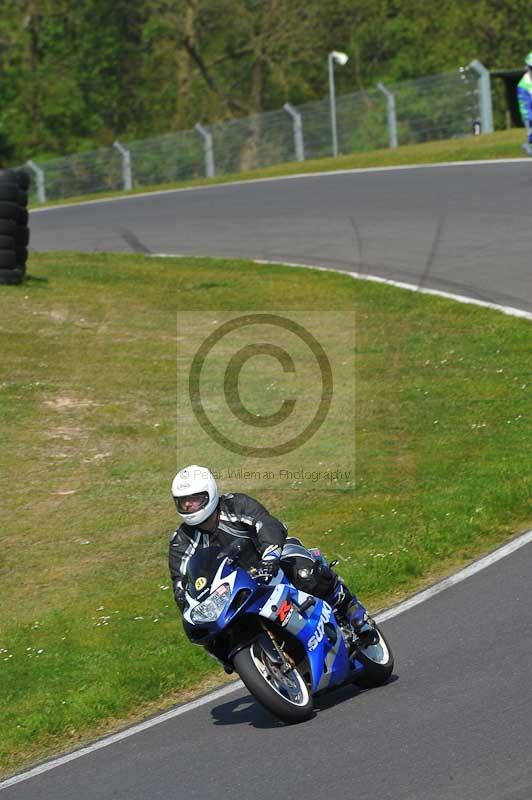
<box><xmin>0</xmin><ymin>251</ymin><xmax>531</xmax><ymax>776</ymax></box>
<box><xmin>30</xmin><ymin>128</ymin><xmax>528</xmax><ymax>210</ymax></box>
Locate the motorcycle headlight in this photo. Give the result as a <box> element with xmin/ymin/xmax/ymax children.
<box><xmin>190</xmin><ymin>583</ymin><xmax>231</xmax><ymax>623</ymax></box>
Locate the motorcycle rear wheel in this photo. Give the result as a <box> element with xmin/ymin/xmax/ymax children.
<box><xmin>233</xmin><ymin>641</ymin><xmax>313</xmax><ymax>723</ymax></box>
<box><xmin>354</xmin><ymin>623</ymin><xmax>394</xmax><ymax>688</ymax></box>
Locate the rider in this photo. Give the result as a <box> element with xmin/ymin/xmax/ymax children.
<box><xmin>168</xmin><ymin>464</ymin><xmax>378</xmax><ymax>645</ymax></box>
<box><xmin>517</xmin><ymin>52</ymin><xmax>532</xmax><ymax>155</ymax></box>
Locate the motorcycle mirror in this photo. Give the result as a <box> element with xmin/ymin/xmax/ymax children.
<box><xmin>218</xmin><ymin>540</ymin><xmax>245</xmax><ymax>561</ymax></box>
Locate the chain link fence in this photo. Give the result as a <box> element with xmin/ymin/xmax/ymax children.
<box><xmin>22</xmin><ymin>66</ymin><xmax>483</xmax><ymax>204</ymax></box>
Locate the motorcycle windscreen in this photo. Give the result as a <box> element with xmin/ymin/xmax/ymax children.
<box><xmin>184</xmin><ymin>545</ymin><xmax>224</xmax><ymax>600</ymax></box>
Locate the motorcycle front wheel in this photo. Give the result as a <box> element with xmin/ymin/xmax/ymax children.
<box><xmin>233</xmin><ymin>640</ymin><xmax>314</xmax><ymax>723</ymax></box>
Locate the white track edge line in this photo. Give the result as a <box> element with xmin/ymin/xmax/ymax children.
<box><xmin>378</xmin><ymin>529</ymin><xmax>532</xmax><ymax>623</ymax></box>
<box><xmin>2</xmin><ymin>247</ymin><xmax>531</xmax><ymax>791</ymax></box>
<box><xmin>28</xmin><ymin>156</ymin><xmax>531</xmax><ymax>213</ymax></box>
<box><xmin>3</xmin><ymin>528</ymin><xmax>532</xmax><ymax>791</ymax></box>
<box><xmin>0</xmin><ymin>681</ymin><xmax>243</xmax><ymax>790</ymax></box>
<box><xmin>152</xmin><ymin>253</ymin><xmax>532</xmax><ymax>321</ymax></box>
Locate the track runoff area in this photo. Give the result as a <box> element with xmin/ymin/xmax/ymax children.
<box><xmin>4</xmin><ymin>157</ymin><xmax>531</xmax><ymax>791</ymax></box>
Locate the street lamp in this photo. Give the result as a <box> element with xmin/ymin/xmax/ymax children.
<box><xmin>328</xmin><ymin>50</ymin><xmax>349</xmax><ymax>158</ymax></box>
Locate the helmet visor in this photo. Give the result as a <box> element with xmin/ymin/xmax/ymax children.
<box><xmin>175</xmin><ymin>491</ymin><xmax>209</xmax><ymax>515</ymax></box>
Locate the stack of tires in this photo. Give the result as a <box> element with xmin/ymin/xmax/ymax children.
<box><xmin>0</xmin><ymin>169</ymin><xmax>31</xmax><ymax>285</ymax></box>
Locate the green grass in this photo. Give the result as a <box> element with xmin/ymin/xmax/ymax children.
<box><xmin>31</xmin><ymin>128</ymin><xmax>527</xmax><ymax>209</ymax></box>
<box><xmin>0</xmin><ymin>251</ymin><xmax>531</xmax><ymax>775</ymax></box>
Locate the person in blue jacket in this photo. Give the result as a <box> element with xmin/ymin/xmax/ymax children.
<box><xmin>517</xmin><ymin>52</ymin><xmax>532</xmax><ymax>155</ymax></box>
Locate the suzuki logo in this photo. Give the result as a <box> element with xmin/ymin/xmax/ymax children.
<box><xmin>307</xmin><ymin>603</ymin><xmax>332</xmax><ymax>651</ymax></box>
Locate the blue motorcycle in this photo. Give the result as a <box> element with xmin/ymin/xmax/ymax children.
<box><xmin>182</xmin><ymin>542</ymin><xmax>394</xmax><ymax>723</ymax></box>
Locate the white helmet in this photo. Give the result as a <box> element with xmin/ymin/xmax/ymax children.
<box><xmin>171</xmin><ymin>465</ymin><xmax>218</xmax><ymax>526</ymax></box>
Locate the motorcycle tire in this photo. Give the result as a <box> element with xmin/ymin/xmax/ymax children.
<box><xmin>0</xmin><ymin>251</ymin><xmax>16</xmax><ymax>268</ymax></box>
<box><xmin>0</xmin><ymin>169</ymin><xmax>30</xmax><ymax>189</ymax></box>
<box><xmin>17</xmin><ymin>208</ymin><xmax>29</xmax><ymax>226</ymax></box>
<box><xmin>0</xmin><ymin>235</ymin><xmax>14</xmax><ymax>250</ymax></box>
<box><xmin>0</xmin><ymin>201</ymin><xmax>20</xmax><ymax>221</ymax></box>
<box><xmin>15</xmin><ymin>247</ymin><xmax>28</xmax><ymax>265</ymax></box>
<box><xmin>0</xmin><ymin>267</ymin><xmax>24</xmax><ymax>285</ymax></box>
<box><xmin>15</xmin><ymin>170</ymin><xmax>31</xmax><ymax>190</ymax></box>
<box><xmin>233</xmin><ymin>640</ymin><xmax>313</xmax><ymax>724</ymax></box>
<box><xmin>0</xmin><ymin>219</ymin><xmax>16</xmax><ymax>236</ymax></box>
<box><xmin>14</xmin><ymin>226</ymin><xmax>30</xmax><ymax>246</ymax></box>
<box><xmin>0</xmin><ymin>184</ymin><xmax>19</xmax><ymax>202</ymax></box>
<box><xmin>354</xmin><ymin>623</ymin><xmax>394</xmax><ymax>688</ymax></box>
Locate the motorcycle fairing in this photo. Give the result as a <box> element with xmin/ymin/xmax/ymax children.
<box><xmin>182</xmin><ymin>549</ymin><xmax>353</xmax><ymax>693</ymax></box>
<box><xmin>182</xmin><ymin>554</ymin><xmax>256</xmax><ymax>625</ymax></box>
<box><xmin>254</xmin><ymin>579</ymin><xmax>350</xmax><ymax>692</ymax></box>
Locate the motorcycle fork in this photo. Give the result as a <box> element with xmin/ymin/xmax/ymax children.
<box><xmin>261</xmin><ymin>622</ymin><xmax>294</xmax><ymax>674</ymax></box>
<box><xmin>337</xmin><ymin>618</ymin><xmax>357</xmax><ymax>654</ymax></box>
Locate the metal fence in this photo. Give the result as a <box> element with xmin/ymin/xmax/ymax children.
<box><xmin>23</xmin><ymin>64</ymin><xmax>486</xmax><ymax>204</ymax></box>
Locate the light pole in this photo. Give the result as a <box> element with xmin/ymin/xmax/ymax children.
<box><xmin>328</xmin><ymin>50</ymin><xmax>349</xmax><ymax>158</ymax></box>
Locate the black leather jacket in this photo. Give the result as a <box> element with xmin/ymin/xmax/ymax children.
<box><xmin>168</xmin><ymin>492</ymin><xmax>287</xmax><ymax>606</ymax></box>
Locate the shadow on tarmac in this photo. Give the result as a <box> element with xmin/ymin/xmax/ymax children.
<box><xmin>211</xmin><ymin>694</ymin><xmax>283</xmax><ymax>728</ymax></box>
<box><xmin>210</xmin><ymin>674</ymin><xmax>399</xmax><ymax>728</ymax></box>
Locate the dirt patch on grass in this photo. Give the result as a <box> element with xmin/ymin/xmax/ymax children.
<box><xmin>32</xmin><ymin>308</ymin><xmax>70</xmax><ymax>324</ymax></box>
<box><xmin>43</xmin><ymin>396</ymin><xmax>99</xmax><ymax>411</ymax></box>
<box><xmin>44</xmin><ymin>424</ymin><xmax>87</xmax><ymax>441</ymax></box>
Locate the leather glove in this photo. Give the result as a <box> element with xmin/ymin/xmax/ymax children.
<box><xmin>174</xmin><ymin>582</ymin><xmax>187</xmax><ymax>611</ymax></box>
<box><xmin>257</xmin><ymin>544</ymin><xmax>282</xmax><ymax>578</ymax></box>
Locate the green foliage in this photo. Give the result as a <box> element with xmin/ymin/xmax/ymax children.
<box><xmin>0</xmin><ymin>1</ymin><xmax>529</xmax><ymax>164</ymax></box>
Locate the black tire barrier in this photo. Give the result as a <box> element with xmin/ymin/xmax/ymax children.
<box><xmin>11</xmin><ymin>171</ymin><xmax>29</xmax><ymax>190</ymax></box>
<box><xmin>0</xmin><ymin>235</ymin><xmax>15</xmax><ymax>250</ymax></box>
<box><xmin>0</xmin><ymin>266</ymin><xmax>24</xmax><ymax>285</ymax></box>
<box><xmin>0</xmin><ymin>251</ymin><xmax>16</xmax><ymax>268</ymax></box>
<box><xmin>0</xmin><ymin>178</ymin><xmax>29</xmax><ymax>208</ymax></box>
<box><xmin>15</xmin><ymin>247</ymin><xmax>28</xmax><ymax>265</ymax></box>
<box><xmin>14</xmin><ymin>225</ymin><xmax>30</xmax><ymax>247</ymax></box>
<box><xmin>17</xmin><ymin>207</ymin><xmax>28</xmax><ymax>226</ymax></box>
<box><xmin>0</xmin><ymin>219</ymin><xmax>16</xmax><ymax>236</ymax></box>
<box><xmin>17</xmin><ymin>169</ymin><xmax>31</xmax><ymax>192</ymax></box>
<box><xmin>0</xmin><ymin>184</ymin><xmax>19</xmax><ymax>202</ymax></box>
<box><xmin>17</xmin><ymin>189</ymin><xmax>28</xmax><ymax>208</ymax></box>
<box><xmin>15</xmin><ymin>170</ymin><xmax>30</xmax><ymax>190</ymax></box>
<box><xmin>0</xmin><ymin>201</ymin><xmax>20</xmax><ymax>220</ymax></box>
<box><xmin>0</xmin><ymin>169</ymin><xmax>31</xmax><ymax>285</ymax></box>
<box><xmin>0</xmin><ymin>168</ymin><xmax>30</xmax><ymax>187</ymax></box>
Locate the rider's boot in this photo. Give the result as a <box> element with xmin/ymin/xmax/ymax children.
<box><xmin>328</xmin><ymin>578</ymin><xmax>379</xmax><ymax>647</ymax></box>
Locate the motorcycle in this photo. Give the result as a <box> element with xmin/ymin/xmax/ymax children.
<box><xmin>181</xmin><ymin>542</ymin><xmax>394</xmax><ymax>723</ymax></box>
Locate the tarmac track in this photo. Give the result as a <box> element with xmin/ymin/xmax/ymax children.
<box><xmin>4</xmin><ymin>159</ymin><xmax>531</xmax><ymax>799</ymax></box>
<box><xmin>29</xmin><ymin>160</ymin><xmax>532</xmax><ymax>313</ymax></box>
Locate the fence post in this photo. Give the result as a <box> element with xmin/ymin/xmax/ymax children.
<box><xmin>467</xmin><ymin>60</ymin><xmax>494</xmax><ymax>134</ymax></box>
<box><xmin>377</xmin><ymin>82</ymin><xmax>398</xmax><ymax>148</ymax></box>
<box><xmin>195</xmin><ymin>124</ymin><xmax>215</xmax><ymax>178</ymax></box>
<box><xmin>113</xmin><ymin>140</ymin><xmax>133</xmax><ymax>191</ymax></box>
<box><xmin>283</xmin><ymin>103</ymin><xmax>305</xmax><ymax>162</ymax></box>
<box><xmin>26</xmin><ymin>160</ymin><xmax>46</xmax><ymax>203</ymax></box>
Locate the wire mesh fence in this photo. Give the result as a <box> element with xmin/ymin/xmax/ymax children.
<box><xmin>393</xmin><ymin>69</ymin><xmax>479</xmax><ymax>144</ymax></box>
<box><xmin>22</xmin><ymin>67</ymin><xmax>481</xmax><ymax>204</ymax></box>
